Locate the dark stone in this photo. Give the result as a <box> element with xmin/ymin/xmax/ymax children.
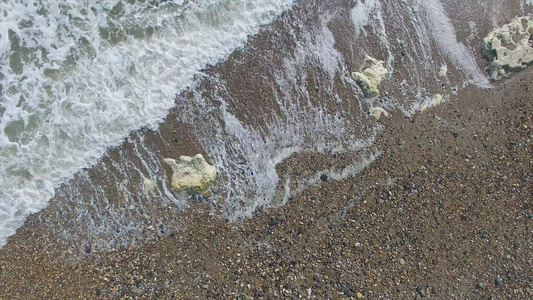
<box><xmin>495</xmin><ymin>278</ymin><xmax>503</xmax><ymax>286</ymax></box>
<box><xmin>453</xmin><ymin>132</ymin><xmax>459</xmax><ymax>138</ymax></box>
<box><xmin>85</xmin><ymin>246</ymin><xmax>92</xmax><ymax>254</ymax></box>
<box><xmin>461</xmin><ymin>214</ymin><xmax>469</xmax><ymax>220</ymax></box>
<box><xmin>320</xmin><ymin>174</ymin><xmax>328</xmax><ymax>182</ymax></box>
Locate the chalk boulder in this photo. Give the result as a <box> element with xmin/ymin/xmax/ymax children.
<box><xmin>352</xmin><ymin>56</ymin><xmax>389</xmax><ymax>98</ymax></box>
<box><xmin>163</xmin><ymin>154</ymin><xmax>217</xmax><ymax>197</ymax></box>
<box><xmin>482</xmin><ymin>16</ymin><xmax>533</xmax><ymax>80</ymax></box>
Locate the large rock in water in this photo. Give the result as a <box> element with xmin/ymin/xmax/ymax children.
<box><xmin>483</xmin><ymin>16</ymin><xmax>533</xmax><ymax>80</ymax></box>
<box><xmin>163</xmin><ymin>154</ymin><xmax>217</xmax><ymax>198</ymax></box>
<box><xmin>351</xmin><ymin>56</ymin><xmax>389</xmax><ymax>98</ymax></box>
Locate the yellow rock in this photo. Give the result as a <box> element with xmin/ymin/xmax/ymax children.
<box><xmin>356</xmin><ymin>292</ymin><xmax>364</xmax><ymax>299</ymax></box>
<box><xmin>352</xmin><ymin>56</ymin><xmax>389</xmax><ymax>98</ymax></box>
<box><xmin>163</xmin><ymin>154</ymin><xmax>217</xmax><ymax>197</ymax></box>
<box><xmin>483</xmin><ymin>16</ymin><xmax>533</xmax><ymax>80</ymax></box>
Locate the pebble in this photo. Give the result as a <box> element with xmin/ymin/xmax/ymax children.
<box><xmin>211</xmin><ymin>186</ymin><xmax>218</xmax><ymax>194</ymax></box>
<box><xmin>202</xmin><ymin>190</ymin><xmax>213</xmax><ymax>198</ymax></box>
<box><xmin>84</xmin><ymin>246</ymin><xmax>91</xmax><ymax>254</ymax></box>
<box><xmin>399</xmin><ymin>258</ymin><xmax>406</xmax><ymax>265</ymax></box>
<box><xmin>495</xmin><ymin>278</ymin><xmax>503</xmax><ymax>286</ymax></box>
<box><xmin>461</xmin><ymin>214</ymin><xmax>469</xmax><ymax>220</ymax></box>
<box><xmin>320</xmin><ymin>174</ymin><xmax>328</xmax><ymax>182</ymax></box>
<box><xmin>356</xmin><ymin>292</ymin><xmax>364</xmax><ymax>299</ymax></box>
<box><xmin>477</xmin><ymin>282</ymin><xmax>484</xmax><ymax>289</ymax></box>
<box><xmin>415</xmin><ymin>294</ymin><xmax>422</xmax><ymax>300</ymax></box>
<box><xmin>481</xmin><ymin>233</ymin><xmax>490</xmax><ymax>239</ymax></box>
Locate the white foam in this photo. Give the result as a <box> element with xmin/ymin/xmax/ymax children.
<box><xmin>0</xmin><ymin>0</ymin><xmax>295</xmax><ymax>247</ymax></box>
<box><xmin>351</xmin><ymin>0</ymin><xmax>394</xmax><ymax>71</ymax></box>
<box><xmin>418</xmin><ymin>0</ymin><xmax>491</xmax><ymax>88</ymax></box>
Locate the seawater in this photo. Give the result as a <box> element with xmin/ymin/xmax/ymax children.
<box><xmin>0</xmin><ymin>0</ymin><xmax>295</xmax><ymax>248</ymax></box>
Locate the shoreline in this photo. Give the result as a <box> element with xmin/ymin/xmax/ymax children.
<box><xmin>1</xmin><ymin>68</ymin><xmax>531</xmax><ymax>299</ymax></box>
<box><xmin>1</xmin><ymin>1</ymin><xmax>533</xmax><ymax>299</ymax></box>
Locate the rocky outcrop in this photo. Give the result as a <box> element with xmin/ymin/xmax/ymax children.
<box><xmin>482</xmin><ymin>16</ymin><xmax>533</xmax><ymax>80</ymax></box>
<box><xmin>352</xmin><ymin>56</ymin><xmax>389</xmax><ymax>98</ymax></box>
<box><xmin>163</xmin><ymin>154</ymin><xmax>217</xmax><ymax>198</ymax></box>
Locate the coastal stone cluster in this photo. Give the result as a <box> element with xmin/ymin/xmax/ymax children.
<box><xmin>163</xmin><ymin>154</ymin><xmax>217</xmax><ymax>198</ymax></box>
<box><xmin>351</xmin><ymin>56</ymin><xmax>389</xmax><ymax>98</ymax></box>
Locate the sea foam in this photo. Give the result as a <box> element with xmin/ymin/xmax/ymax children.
<box><xmin>0</xmin><ymin>0</ymin><xmax>294</xmax><ymax>248</ymax></box>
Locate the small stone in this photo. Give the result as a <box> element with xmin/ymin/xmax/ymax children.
<box><xmin>202</xmin><ymin>190</ymin><xmax>213</xmax><ymax>198</ymax></box>
<box><xmin>431</xmin><ymin>286</ymin><xmax>437</xmax><ymax>294</ymax></box>
<box><xmin>85</xmin><ymin>246</ymin><xmax>92</xmax><ymax>254</ymax></box>
<box><xmin>461</xmin><ymin>214</ymin><xmax>469</xmax><ymax>220</ymax></box>
<box><xmin>399</xmin><ymin>258</ymin><xmax>406</xmax><ymax>265</ymax></box>
<box><xmin>415</xmin><ymin>294</ymin><xmax>422</xmax><ymax>300</ymax></box>
<box><xmin>356</xmin><ymin>292</ymin><xmax>364</xmax><ymax>299</ymax></box>
<box><xmin>196</xmin><ymin>195</ymin><xmax>204</xmax><ymax>203</ymax></box>
<box><xmin>453</xmin><ymin>132</ymin><xmax>459</xmax><ymax>138</ymax></box>
<box><xmin>320</xmin><ymin>174</ymin><xmax>328</xmax><ymax>182</ymax></box>
<box><xmin>477</xmin><ymin>282</ymin><xmax>484</xmax><ymax>289</ymax></box>
<box><xmin>481</xmin><ymin>233</ymin><xmax>490</xmax><ymax>239</ymax></box>
<box><xmin>211</xmin><ymin>186</ymin><xmax>218</xmax><ymax>194</ymax></box>
<box><xmin>495</xmin><ymin>278</ymin><xmax>503</xmax><ymax>286</ymax></box>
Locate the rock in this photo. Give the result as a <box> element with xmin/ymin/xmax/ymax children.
<box><xmin>163</xmin><ymin>154</ymin><xmax>217</xmax><ymax>197</ymax></box>
<box><xmin>320</xmin><ymin>174</ymin><xmax>328</xmax><ymax>182</ymax></box>
<box><xmin>477</xmin><ymin>282</ymin><xmax>484</xmax><ymax>289</ymax></box>
<box><xmin>202</xmin><ymin>190</ymin><xmax>213</xmax><ymax>198</ymax></box>
<box><xmin>431</xmin><ymin>286</ymin><xmax>437</xmax><ymax>294</ymax></box>
<box><xmin>356</xmin><ymin>292</ymin><xmax>364</xmax><ymax>299</ymax></box>
<box><xmin>415</xmin><ymin>294</ymin><xmax>422</xmax><ymax>300</ymax></box>
<box><xmin>85</xmin><ymin>246</ymin><xmax>91</xmax><ymax>254</ymax></box>
<box><xmin>399</xmin><ymin>258</ymin><xmax>406</xmax><ymax>265</ymax></box>
<box><xmin>370</xmin><ymin>107</ymin><xmax>389</xmax><ymax>120</ymax></box>
<box><xmin>438</xmin><ymin>65</ymin><xmax>448</xmax><ymax>77</ymax></box>
<box><xmin>352</xmin><ymin>56</ymin><xmax>389</xmax><ymax>98</ymax></box>
<box><xmin>483</xmin><ymin>16</ymin><xmax>533</xmax><ymax>80</ymax></box>
<box><xmin>495</xmin><ymin>278</ymin><xmax>503</xmax><ymax>286</ymax></box>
